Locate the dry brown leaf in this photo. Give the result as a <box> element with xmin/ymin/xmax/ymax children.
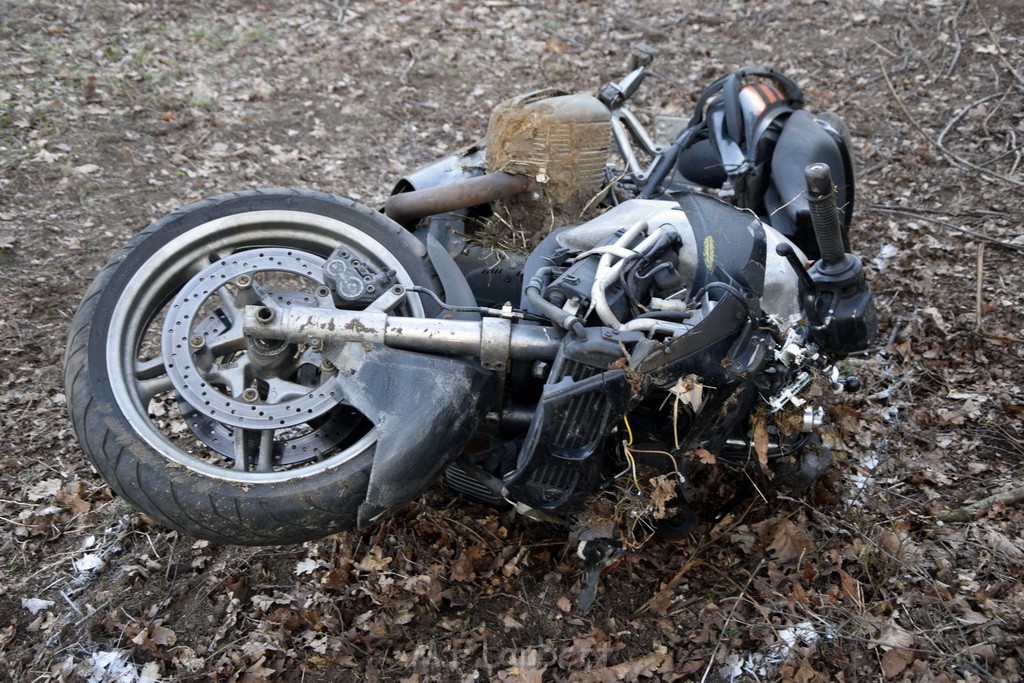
<box><xmin>128</xmin><ymin>619</ymin><xmax>176</xmax><ymax>652</ymax></box>
<box><xmin>56</xmin><ymin>489</ymin><xmax>91</xmax><ymax>516</ymax></box>
<box><xmin>876</xmin><ymin>621</ymin><xmax>915</xmax><ymax>650</ymax></box>
<box><xmin>839</xmin><ymin>569</ymin><xmax>863</xmax><ymax>608</ymax></box>
<box><xmin>450</xmin><ymin>542</ymin><xmax>487</xmax><ymax>582</ymax></box>
<box><xmin>646</xmin><ymin>586</ymin><xmax>675</xmax><ymax>616</ymax></box>
<box><xmin>965</xmin><ymin>642</ymin><xmax>997</xmax><ymax>663</ymax></box>
<box><xmin>354</xmin><ymin>545</ymin><xmax>392</xmax><ymax>573</ymax></box>
<box><xmin>568</xmin><ymin>652</ymin><xmax>666</xmax><ymax>682</ymax></box>
<box><xmin>648</xmin><ymin>474</ymin><xmax>678</xmax><ymax>519</ymax></box>
<box><xmin>695</xmin><ymin>447</ymin><xmax>716</xmax><ymax>465</ymax></box>
<box><xmin>952</xmin><ymin>597</ymin><xmax>989</xmax><ymax>625</ymax></box>
<box><xmin>881</xmin><ymin>647</ymin><xmax>914</xmax><ymax>679</ymax></box>
<box><xmin>502</xmin><ymin>647</ymin><xmax>547</xmax><ymax>683</ymax></box>
<box><xmin>239</xmin><ymin>655</ymin><xmax>276</xmax><ymax>681</ymax></box>
<box><xmin>983</xmin><ymin>529</ymin><xmax>1024</xmax><ymax>564</ymax></box>
<box><xmin>321</xmin><ymin>568</ymin><xmax>348</xmax><ymax>590</ymax></box>
<box><xmin>752</xmin><ymin>411</ymin><xmax>769</xmax><ymax>469</ymax></box>
<box><xmin>150</xmin><ymin>621</ymin><xmax>177</xmax><ymax>647</ymax></box>
<box><xmin>768</xmin><ymin>519</ymin><xmax>813</xmax><ymax>563</ymax></box>
<box><xmin>403</xmin><ymin>574</ymin><xmax>443</xmax><ymax>608</ymax></box>
<box><xmin>680</xmin><ymin>659</ymin><xmax>704</xmax><ymax>675</ymax></box>
<box><xmin>793</xmin><ymin>660</ymin><xmax>820</xmax><ymax>683</ymax></box>
<box><xmin>25</xmin><ymin>478</ymin><xmax>62</xmax><ymax>502</ymax></box>
<box><xmin>0</xmin><ymin>622</ymin><xmax>16</xmax><ymax>648</ymax></box>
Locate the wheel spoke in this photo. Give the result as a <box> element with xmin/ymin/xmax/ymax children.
<box><xmin>232</xmin><ymin>428</ymin><xmax>251</xmax><ymax>471</ymax></box>
<box><xmin>134</xmin><ymin>358</ymin><xmax>174</xmax><ymax>402</ymax></box>
<box><xmin>137</xmin><ymin>375</ymin><xmax>175</xmax><ymax>403</ymax></box>
<box><xmin>135</xmin><ymin>357</ymin><xmax>167</xmax><ymax>380</ymax></box>
<box><xmin>206</xmin><ymin>328</ymin><xmax>248</xmax><ymax>358</ymax></box>
<box><xmin>256</xmin><ymin>430</ymin><xmax>275</xmax><ymax>472</ymax></box>
<box><xmin>214</xmin><ymin>283</ymin><xmax>259</xmax><ymax>327</ymax></box>
<box><xmin>217</xmin><ymin>286</ymin><xmax>238</xmax><ymax>312</ymax></box>
<box><xmin>232</xmin><ymin>428</ymin><xmax>276</xmax><ymax>472</ymax></box>
<box><xmin>207</xmin><ymin>362</ymin><xmax>249</xmax><ymax>396</ymax></box>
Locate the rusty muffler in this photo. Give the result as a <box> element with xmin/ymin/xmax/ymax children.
<box><xmin>384</xmin><ymin>172</ymin><xmax>535</xmax><ymax>225</ymax></box>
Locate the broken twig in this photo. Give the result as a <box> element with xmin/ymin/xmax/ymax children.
<box><xmin>975</xmin><ymin>242</ymin><xmax>985</xmax><ymax>333</ymax></box>
<box><xmin>877</xmin><ymin>57</ymin><xmax>1024</xmax><ymax>190</ymax></box>
<box><xmin>938</xmin><ymin>487</ymin><xmax>1024</xmax><ymax>523</ymax></box>
<box><xmin>862</xmin><ymin>205</ymin><xmax>1024</xmax><ymax>253</ymax></box>
<box><xmin>971</xmin><ymin>0</ymin><xmax>1024</xmax><ymax>88</ymax></box>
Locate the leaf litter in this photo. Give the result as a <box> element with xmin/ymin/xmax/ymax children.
<box><xmin>1</xmin><ymin>0</ymin><xmax>1023</xmax><ymax>680</ymax></box>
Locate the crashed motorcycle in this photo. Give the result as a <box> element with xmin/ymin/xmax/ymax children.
<box><xmin>64</xmin><ymin>63</ymin><xmax>876</xmax><ymax>593</ymax></box>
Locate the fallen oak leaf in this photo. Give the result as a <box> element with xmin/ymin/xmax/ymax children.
<box><xmin>150</xmin><ymin>621</ymin><xmax>176</xmax><ymax>647</ymax></box>
<box><xmin>839</xmin><ymin>569</ymin><xmax>863</xmax><ymax>609</ymax></box>
<box><xmin>354</xmin><ymin>545</ymin><xmax>392</xmax><ymax>573</ymax></box>
<box><xmin>129</xmin><ymin>619</ymin><xmax>176</xmax><ymax>653</ymax></box>
<box><xmin>752</xmin><ymin>410</ymin><xmax>770</xmax><ymax>471</ymax></box>
<box><xmin>55</xmin><ymin>489</ymin><xmax>91</xmax><ymax>515</ymax></box>
<box><xmin>876</xmin><ymin>620</ymin><xmax>915</xmax><ymax>650</ymax></box>
<box><xmin>767</xmin><ymin>518</ymin><xmax>813</xmax><ymax>563</ymax></box>
<box><xmin>73</xmin><ymin>553</ymin><xmax>103</xmax><ymax>573</ymax></box>
<box><xmin>25</xmin><ymin>478</ymin><xmax>62</xmax><ymax>502</ymax></box>
<box><xmin>450</xmin><ymin>542</ymin><xmax>486</xmax><ymax>582</ymax></box>
<box><xmin>294</xmin><ymin>558</ymin><xmax>320</xmax><ymax>576</ymax></box>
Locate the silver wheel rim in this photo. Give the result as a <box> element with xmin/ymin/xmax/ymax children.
<box><xmin>105</xmin><ymin>209</ymin><xmax>423</xmax><ymax>483</ymax></box>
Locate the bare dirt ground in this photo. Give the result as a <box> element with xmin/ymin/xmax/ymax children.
<box><xmin>1</xmin><ymin>0</ymin><xmax>1022</xmax><ymax>680</ymax></box>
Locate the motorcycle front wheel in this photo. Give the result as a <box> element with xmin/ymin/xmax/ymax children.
<box><xmin>64</xmin><ymin>189</ymin><xmax>437</xmax><ymax>545</ymax></box>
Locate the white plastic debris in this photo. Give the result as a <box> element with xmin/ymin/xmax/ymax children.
<box><xmin>74</xmin><ymin>553</ymin><xmax>104</xmax><ymax>573</ymax></box>
<box><xmin>21</xmin><ymin>597</ymin><xmax>55</xmax><ymax>615</ymax></box>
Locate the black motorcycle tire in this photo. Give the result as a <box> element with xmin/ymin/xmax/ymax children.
<box><xmin>64</xmin><ymin>189</ymin><xmax>438</xmax><ymax>545</ymax></box>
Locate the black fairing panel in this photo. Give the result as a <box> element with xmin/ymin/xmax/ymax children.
<box><xmin>328</xmin><ymin>345</ymin><xmax>494</xmax><ymax>528</ymax></box>
<box><xmin>504</xmin><ymin>368</ymin><xmax>631</xmax><ymax>510</ymax></box>
<box><xmin>677</xmin><ymin>192</ymin><xmax>764</xmax><ymax>294</ymax></box>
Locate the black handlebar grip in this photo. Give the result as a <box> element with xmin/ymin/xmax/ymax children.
<box><xmin>804</xmin><ymin>163</ymin><xmax>846</xmax><ymax>267</ymax></box>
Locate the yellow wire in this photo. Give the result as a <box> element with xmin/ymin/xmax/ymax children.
<box><xmin>622</xmin><ymin>441</ymin><xmax>642</xmax><ymax>492</ymax></box>
<box><xmin>622</xmin><ymin>416</ymin><xmax>635</xmax><ymax>446</ymax></box>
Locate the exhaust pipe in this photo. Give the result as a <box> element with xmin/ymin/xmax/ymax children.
<box><xmin>384</xmin><ymin>172</ymin><xmax>535</xmax><ymax>224</ymax></box>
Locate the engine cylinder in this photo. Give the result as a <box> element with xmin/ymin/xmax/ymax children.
<box><xmin>485</xmin><ymin>90</ymin><xmax>610</xmax><ymax>244</ymax></box>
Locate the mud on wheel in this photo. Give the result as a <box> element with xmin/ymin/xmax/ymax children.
<box><xmin>64</xmin><ymin>189</ymin><xmax>437</xmax><ymax>545</ymax></box>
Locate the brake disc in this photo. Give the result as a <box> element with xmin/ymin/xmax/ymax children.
<box><xmin>177</xmin><ymin>308</ymin><xmax>361</xmax><ymax>465</ymax></box>
<box><xmin>179</xmin><ymin>401</ymin><xmax>362</xmax><ymax>466</ymax></box>
<box><xmin>162</xmin><ymin>248</ymin><xmax>346</xmax><ymax>433</ymax></box>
